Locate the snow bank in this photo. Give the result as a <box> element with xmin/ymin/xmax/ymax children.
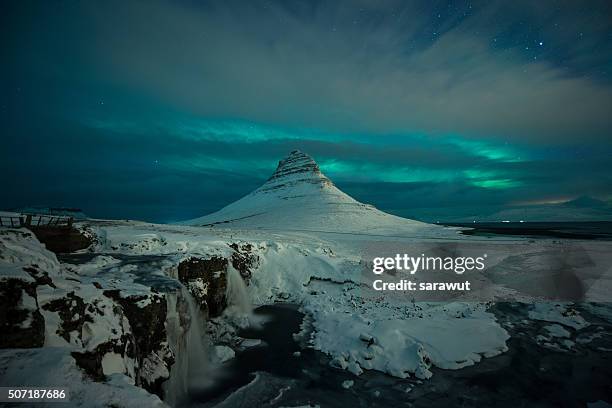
<box><xmin>243</xmin><ymin>235</ymin><xmax>509</xmax><ymax>380</ymax></box>
<box><xmin>311</xmin><ymin>306</ymin><xmax>508</xmax><ymax>379</ymax></box>
<box><xmin>0</xmin><ymin>348</ymin><xmax>165</xmax><ymax>407</ymax></box>
<box><xmin>0</xmin><ymin>228</ymin><xmax>60</xmax><ymax>280</ymax></box>
<box><xmin>528</xmin><ymin>302</ymin><xmax>589</xmax><ymax>330</ymax></box>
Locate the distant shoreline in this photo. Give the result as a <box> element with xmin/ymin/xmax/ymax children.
<box><xmin>443</xmin><ymin>221</ymin><xmax>612</xmax><ymax>241</ymax></box>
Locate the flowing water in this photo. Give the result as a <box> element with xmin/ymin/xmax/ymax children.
<box><xmin>186</xmin><ymin>302</ymin><xmax>612</xmax><ymax>408</ymax></box>
<box><xmin>225</xmin><ymin>265</ymin><xmax>252</xmax><ymax>315</ymax></box>
<box><xmin>165</xmin><ymin>266</ymin><xmax>253</xmax><ymax>407</ymax></box>
<box><xmin>164</xmin><ymin>285</ymin><xmax>210</xmax><ymax>407</ymax></box>
<box><xmin>447</xmin><ymin>221</ymin><xmax>612</xmax><ymax>240</ymax></box>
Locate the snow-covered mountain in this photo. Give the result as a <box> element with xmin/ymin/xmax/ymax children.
<box><xmin>184</xmin><ymin>150</ymin><xmax>437</xmax><ymax>234</ymax></box>
<box><xmin>452</xmin><ymin>196</ymin><xmax>612</xmax><ymax>223</ymax></box>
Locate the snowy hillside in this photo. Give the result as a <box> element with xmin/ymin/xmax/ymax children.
<box><xmin>184</xmin><ymin>150</ymin><xmax>444</xmax><ymax>236</ymax></box>
<box><xmin>452</xmin><ymin>196</ymin><xmax>612</xmax><ymax>223</ymax></box>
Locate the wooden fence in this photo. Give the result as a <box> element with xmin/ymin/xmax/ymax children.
<box><xmin>0</xmin><ymin>214</ymin><xmax>73</xmax><ymax>229</ymax></box>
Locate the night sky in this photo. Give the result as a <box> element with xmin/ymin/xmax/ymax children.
<box><xmin>2</xmin><ymin>0</ymin><xmax>612</xmax><ymax>222</ymax></box>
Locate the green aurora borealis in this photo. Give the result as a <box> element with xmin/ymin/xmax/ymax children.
<box><xmin>2</xmin><ymin>0</ymin><xmax>611</xmax><ymax>222</ymax></box>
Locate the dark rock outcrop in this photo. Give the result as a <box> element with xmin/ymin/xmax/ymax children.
<box><xmin>22</xmin><ymin>265</ymin><xmax>56</xmax><ymax>288</ymax></box>
<box><xmin>230</xmin><ymin>243</ymin><xmax>259</xmax><ymax>282</ymax></box>
<box><xmin>264</xmin><ymin>150</ymin><xmax>333</xmax><ymax>190</ymax></box>
<box><xmin>0</xmin><ymin>278</ymin><xmax>45</xmax><ymax>348</ymax></box>
<box><xmin>103</xmin><ymin>290</ymin><xmax>173</xmax><ymax>395</ymax></box>
<box><xmin>71</xmin><ymin>337</ymin><xmax>133</xmax><ymax>382</ymax></box>
<box><xmin>0</xmin><ymin>227</ymin><xmax>177</xmax><ymax>399</ymax></box>
<box><xmin>29</xmin><ymin>227</ymin><xmax>92</xmax><ymax>254</ymax></box>
<box><xmin>41</xmin><ymin>289</ymin><xmax>172</xmax><ymax>397</ymax></box>
<box><xmin>178</xmin><ymin>256</ymin><xmax>228</xmax><ymax>318</ymax></box>
<box><xmin>42</xmin><ymin>291</ymin><xmax>92</xmax><ymax>342</ymax></box>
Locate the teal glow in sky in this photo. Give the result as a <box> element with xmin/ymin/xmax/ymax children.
<box><xmin>85</xmin><ymin>114</ymin><xmax>528</xmax><ymax>188</ymax></box>
<box><xmin>2</xmin><ymin>0</ymin><xmax>612</xmax><ymax>222</ymax></box>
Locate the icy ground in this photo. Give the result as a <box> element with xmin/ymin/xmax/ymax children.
<box><xmin>2</xmin><ymin>213</ymin><xmax>612</xmax><ymax>406</ymax></box>
<box><xmin>90</xmin><ymin>220</ymin><xmax>513</xmax><ymax>379</ymax></box>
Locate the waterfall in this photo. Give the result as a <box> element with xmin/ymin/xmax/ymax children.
<box><xmin>164</xmin><ymin>285</ymin><xmax>209</xmax><ymax>407</ymax></box>
<box><xmin>225</xmin><ymin>265</ymin><xmax>252</xmax><ymax>315</ymax></box>
<box><xmin>163</xmin><ymin>265</ymin><xmax>251</xmax><ymax>406</ymax></box>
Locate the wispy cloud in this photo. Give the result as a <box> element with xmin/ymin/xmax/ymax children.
<box><xmin>74</xmin><ymin>0</ymin><xmax>612</xmax><ymax>143</ymax></box>
<box><xmin>2</xmin><ymin>0</ymin><xmax>612</xmax><ymax>221</ymax></box>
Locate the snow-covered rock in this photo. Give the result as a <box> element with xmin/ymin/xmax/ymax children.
<box><xmin>213</xmin><ymin>345</ymin><xmax>236</xmax><ymax>363</ymax></box>
<box><xmin>176</xmin><ymin>256</ymin><xmax>229</xmax><ymax>317</ymax></box>
<box><xmin>0</xmin><ymin>229</ymin><xmax>59</xmax><ymax>348</ymax></box>
<box><xmin>0</xmin><ymin>228</ymin><xmax>179</xmax><ymax>401</ymax></box>
<box><xmin>0</xmin><ymin>348</ymin><xmax>165</xmax><ymax>407</ymax></box>
<box><xmin>528</xmin><ymin>302</ymin><xmax>589</xmax><ymax>330</ymax></box>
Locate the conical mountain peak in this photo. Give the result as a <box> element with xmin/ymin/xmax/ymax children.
<box><xmin>259</xmin><ymin>150</ymin><xmax>332</xmax><ymax>192</ymax></box>
<box><xmin>184</xmin><ymin>151</ymin><xmax>432</xmax><ymax>234</ymax></box>
<box><xmin>268</xmin><ymin>150</ymin><xmax>322</xmax><ymax>181</ymax></box>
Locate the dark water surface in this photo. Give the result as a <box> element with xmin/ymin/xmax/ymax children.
<box><xmin>189</xmin><ymin>303</ymin><xmax>612</xmax><ymax>408</ymax></box>
<box><xmin>445</xmin><ymin>221</ymin><xmax>612</xmax><ymax>241</ymax></box>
